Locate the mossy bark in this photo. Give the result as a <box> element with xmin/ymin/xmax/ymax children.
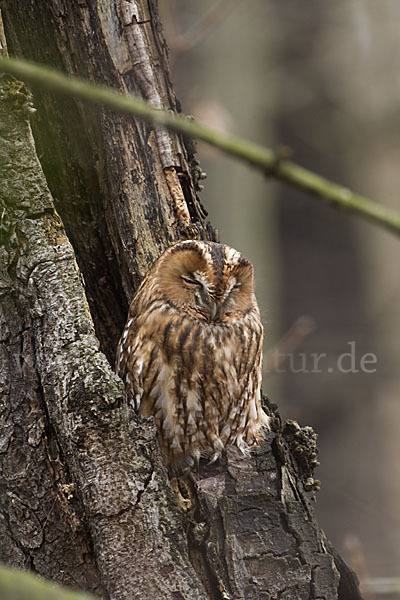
<box><xmin>0</xmin><ymin>73</ymin><xmax>206</xmax><ymax>598</ymax></box>
<box><xmin>1</xmin><ymin>2</ymin><xmax>362</xmax><ymax>599</ymax></box>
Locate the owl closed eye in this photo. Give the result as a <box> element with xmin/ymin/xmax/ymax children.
<box><xmin>116</xmin><ymin>240</ymin><xmax>269</xmax><ymax>468</ymax></box>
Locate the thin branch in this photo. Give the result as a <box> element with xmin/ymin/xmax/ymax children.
<box><xmin>1</xmin><ymin>56</ymin><xmax>399</xmax><ymax>238</ymax></box>
<box><xmin>168</xmin><ymin>0</ymin><xmax>243</xmax><ymax>55</ymax></box>
<box><xmin>264</xmin><ymin>316</ymin><xmax>316</xmax><ymax>373</ymax></box>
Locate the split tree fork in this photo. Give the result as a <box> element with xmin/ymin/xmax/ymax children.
<box><xmin>0</xmin><ymin>3</ymin><xmax>363</xmax><ymax>599</ymax></box>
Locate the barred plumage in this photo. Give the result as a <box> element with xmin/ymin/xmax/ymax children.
<box><xmin>116</xmin><ymin>240</ymin><xmax>269</xmax><ymax>467</ymax></box>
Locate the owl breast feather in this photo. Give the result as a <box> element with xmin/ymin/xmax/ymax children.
<box><xmin>118</xmin><ymin>306</ymin><xmax>268</xmax><ymax>466</ymax></box>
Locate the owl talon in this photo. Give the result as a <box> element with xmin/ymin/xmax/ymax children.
<box><xmin>208</xmin><ymin>453</ymin><xmax>220</xmax><ymax>465</ymax></box>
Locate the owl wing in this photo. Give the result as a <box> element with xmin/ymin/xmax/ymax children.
<box><xmin>116</xmin><ymin>303</ymin><xmax>169</xmax><ymax>414</ymax></box>
<box><xmin>116</xmin><ymin>315</ymin><xmax>147</xmax><ymax>411</ymax></box>
<box><xmin>224</xmin><ymin>330</ymin><xmax>268</xmax><ymax>452</ymax></box>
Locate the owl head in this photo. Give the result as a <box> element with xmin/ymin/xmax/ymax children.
<box><xmin>151</xmin><ymin>240</ymin><xmax>257</xmax><ymax>323</ymax></box>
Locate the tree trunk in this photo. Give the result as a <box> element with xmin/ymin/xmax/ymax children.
<box><xmin>0</xmin><ymin>2</ymin><xmax>362</xmax><ymax>599</ymax></box>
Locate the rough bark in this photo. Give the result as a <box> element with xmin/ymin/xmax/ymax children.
<box><xmin>186</xmin><ymin>407</ymin><xmax>363</xmax><ymax>600</ymax></box>
<box><xmin>1</xmin><ymin>2</ymin><xmax>363</xmax><ymax>599</ymax></box>
<box><xmin>0</xmin><ymin>74</ymin><xmax>206</xmax><ymax>598</ymax></box>
<box><xmin>2</xmin><ymin>0</ymin><xmax>213</xmax><ymax>363</ymax></box>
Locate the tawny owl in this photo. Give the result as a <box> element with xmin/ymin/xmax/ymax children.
<box><xmin>116</xmin><ymin>240</ymin><xmax>269</xmax><ymax>467</ymax></box>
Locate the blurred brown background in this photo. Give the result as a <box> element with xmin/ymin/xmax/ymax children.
<box><xmin>160</xmin><ymin>0</ymin><xmax>400</xmax><ymax>589</ymax></box>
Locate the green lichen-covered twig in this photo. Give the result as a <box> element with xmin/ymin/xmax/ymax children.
<box><xmin>1</xmin><ymin>56</ymin><xmax>400</xmax><ymax>238</ymax></box>
<box><xmin>0</xmin><ymin>564</ymin><xmax>98</xmax><ymax>600</ymax></box>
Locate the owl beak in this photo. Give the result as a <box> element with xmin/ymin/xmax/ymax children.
<box><xmin>209</xmin><ymin>301</ymin><xmax>218</xmax><ymax>321</ymax></box>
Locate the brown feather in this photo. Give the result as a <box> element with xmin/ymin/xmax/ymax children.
<box><xmin>116</xmin><ymin>240</ymin><xmax>269</xmax><ymax>468</ymax></box>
